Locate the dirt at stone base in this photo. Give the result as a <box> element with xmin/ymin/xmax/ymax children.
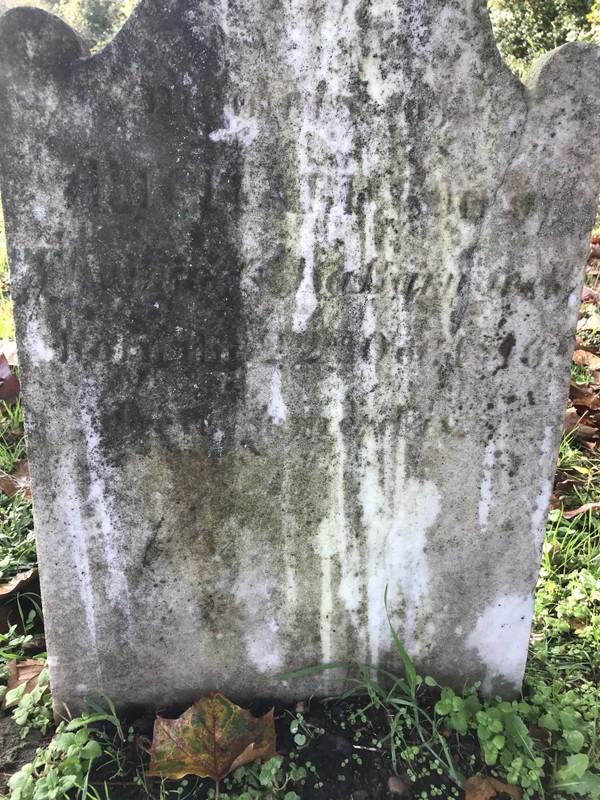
<box><xmin>0</xmin><ymin>715</ymin><xmax>51</xmax><ymax>795</ymax></box>
<box><xmin>0</xmin><ymin>698</ymin><xmax>469</xmax><ymax>800</ymax></box>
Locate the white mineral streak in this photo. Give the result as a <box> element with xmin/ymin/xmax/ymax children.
<box><xmin>531</xmin><ymin>425</ymin><xmax>556</xmax><ymax>534</ymax></box>
<box><xmin>287</xmin><ymin>0</ymin><xmax>361</xmax><ymax>332</ymax></box>
<box><xmin>208</xmin><ymin>106</ymin><xmax>258</xmax><ymax>146</ymax></box>
<box><xmin>80</xmin><ymin>393</ymin><xmax>131</xmax><ymax>617</ymax></box>
<box><xmin>479</xmin><ymin>440</ymin><xmax>496</xmax><ymax>531</ymax></box>
<box><xmin>234</xmin><ymin>542</ymin><xmax>284</xmax><ymax>672</ymax></box>
<box><xmin>466</xmin><ymin>594</ymin><xmax>533</xmax><ymax>694</ymax></box>
<box><xmin>56</xmin><ymin>460</ymin><xmax>101</xmax><ymax>682</ymax></box>
<box><xmin>357</xmin><ymin>434</ymin><xmax>441</xmax><ymax>663</ymax></box>
<box><xmin>267</xmin><ymin>365</ymin><xmax>286</xmax><ymax>425</ymax></box>
<box><xmin>24</xmin><ymin>315</ymin><xmax>55</xmax><ymax>363</ymax></box>
<box><xmin>317</xmin><ymin>374</ymin><xmax>347</xmax><ymax>664</ymax></box>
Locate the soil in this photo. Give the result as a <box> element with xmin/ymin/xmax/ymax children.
<box><xmin>0</xmin><ymin>715</ymin><xmax>51</xmax><ymax>795</ymax></box>
<box><xmin>80</xmin><ymin>696</ymin><xmax>469</xmax><ymax>800</ymax></box>
<box><xmin>0</xmin><ymin>693</ymin><xmax>474</xmax><ymax>799</ymax></box>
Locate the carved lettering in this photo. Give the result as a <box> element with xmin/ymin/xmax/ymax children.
<box><xmin>147</xmin><ymin>85</ymin><xmax>189</xmax><ymax>115</ymax></box>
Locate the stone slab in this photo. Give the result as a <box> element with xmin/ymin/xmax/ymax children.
<box><xmin>0</xmin><ymin>0</ymin><xmax>599</xmax><ymax>711</ymax></box>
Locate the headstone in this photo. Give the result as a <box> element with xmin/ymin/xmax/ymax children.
<box><xmin>0</xmin><ymin>0</ymin><xmax>599</xmax><ymax>712</ymax></box>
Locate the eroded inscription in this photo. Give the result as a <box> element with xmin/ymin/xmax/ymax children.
<box><xmin>66</xmin><ymin>158</ymin><xmax>209</xmax><ymax>215</ymax></box>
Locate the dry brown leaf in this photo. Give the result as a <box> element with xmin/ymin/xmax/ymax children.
<box><xmin>581</xmin><ymin>285</ymin><xmax>600</xmax><ymax>304</ymax></box>
<box><xmin>464</xmin><ymin>775</ymin><xmax>521</xmax><ymax>800</ymax></box>
<box><xmin>564</xmin><ymin>407</ymin><xmax>580</xmax><ymax>434</ymax></box>
<box><xmin>0</xmin><ymin>568</ymin><xmax>37</xmax><ymax>597</ymax></box>
<box><xmin>388</xmin><ymin>775</ymin><xmax>411</xmax><ymax>797</ymax></box>
<box><xmin>579</xmin><ymin>313</ymin><xmax>600</xmax><ymax>331</ymax></box>
<box><xmin>0</xmin><ymin>460</ymin><xmax>31</xmax><ymax>500</ymax></box>
<box><xmin>574</xmin><ymin>424</ymin><xmax>598</xmax><ymax>442</ymax></box>
<box><xmin>569</xmin><ymin>383</ymin><xmax>600</xmax><ymax>410</ymax></box>
<box><xmin>562</xmin><ymin>501</ymin><xmax>600</xmax><ymax>519</ymax></box>
<box><xmin>566</xmin><ymin>617</ymin><xmax>587</xmax><ymax>631</ymax></box>
<box><xmin>2</xmin><ymin>659</ymin><xmax>46</xmax><ymax>710</ymax></box>
<box><xmin>573</xmin><ymin>350</ymin><xmax>600</xmax><ymax>370</ymax></box>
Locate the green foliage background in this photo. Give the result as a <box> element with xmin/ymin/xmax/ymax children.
<box><xmin>488</xmin><ymin>0</ymin><xmax>600</xmax><ymax>75</ymax></box>
<box><xmin>0</xmin><ymin>0</ymin><xmax>136</xmax><ymax>50</ymax></box>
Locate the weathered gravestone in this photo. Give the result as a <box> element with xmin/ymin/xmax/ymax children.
<box><xmin>0</xmin><ymin>0</ymin><xmax>599</xmax><ymax>712</ymax></box>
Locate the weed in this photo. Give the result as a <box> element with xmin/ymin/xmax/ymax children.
<box><xmin>570</xmin><ymin>363</ymin><xmax>593</xmax><ymax>386</ymax></box>
<box><xmin>5</xmin><ymin>665</ymin><xmax>53</xmax><ymax>737</ymax></box>
<box><xmin>8</xmin><ymin>701</ymin><xmax>125</xmax><ymax>800</ymax></box>
<box><xmin>286</xmin><ymin>711</ymin><xmax>324</xmax><ymax>749</ymax></box>
<box><xmin>217</xmin><ymin>756</ymin><xmax>303</xmax><ymax>800</ymax></box>
<box><xmin>0</xmin><ymin>493</ymin><xmax>35</xmax><ymax>580</ymax></box>
<box><xmin>0</xmin><ymin>399</ymin><xmax>26</xmax><ymax>474</ymax></box>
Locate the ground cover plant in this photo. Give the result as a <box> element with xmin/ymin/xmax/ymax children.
<box><xmin>0</xmin><ymin>215</ymin><xmax>597</xmax><ymax>799</ymax></box>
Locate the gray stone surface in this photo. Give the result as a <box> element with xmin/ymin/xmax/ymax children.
<box><xmin>0</xmin><ymin>0</ymin><xmax>599</xmax><ymax>712</ymax></box>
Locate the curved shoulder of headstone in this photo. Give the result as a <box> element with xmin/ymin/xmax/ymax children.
<box><xmin>525</xmin><ymin>42</ymin><xmax>600</xmax><ymax>143</ymax></box>
<box><xmin>0</xmin><ymin>6</ymin><xmax>90</xmax><ymax>79</ymax></box>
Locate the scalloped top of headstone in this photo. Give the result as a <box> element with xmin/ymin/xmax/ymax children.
<box><xmin>0</xmin><ymin>6</ymin><xmax>89</xmax><ymax>75</ymax></box>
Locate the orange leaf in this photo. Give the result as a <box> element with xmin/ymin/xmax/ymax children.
<box><xmin>464</xmin><ymin>775</ymin><xmax>521</xmax><ymax>800</ymax></box>
<box><xmin>147</xmin><ymin>692</ymin><xmax>277</xmax><ymax>782</ymax></box>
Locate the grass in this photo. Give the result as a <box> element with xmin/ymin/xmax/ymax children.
<box><xmin>0</xmin><ymin>205</ymin><xmax>15</xmax><ymax>342</ymax></box>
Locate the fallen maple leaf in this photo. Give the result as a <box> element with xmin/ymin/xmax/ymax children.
<box><xmin>464</xmin><ymin>775</ymin><xmax>521</xmax><ymax>800</ymax></box>
<box><xmin>2</xmin><ymin>659</ymin><xmax>46</xmax><ymax>710</ymax></box>
<box><xmin>147</xmin><ymin>693</ymin><xmax>277</xmax><ymax>798</ymax></box>
<box><xmin>0</xmin><ymin>460</ymin><xmax>31</xmax><ymax>500</ymax></box>
<box><xmin>0</xmin><ymin>354</ymin><xmax>19</xmax><ymax>405</ymax></box>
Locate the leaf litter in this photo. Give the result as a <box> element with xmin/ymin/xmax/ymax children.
<box><xmin>552</xmin><ymin>250</ymin><xmax>600</xmax><ymax>508</ymax></box>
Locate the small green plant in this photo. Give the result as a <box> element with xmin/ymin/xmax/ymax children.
<box><xmin>217</xmin><ymin>756</ymin><xmax>303</xmax><ymax>800</ymax></box>
<box><xmin>5</xmin><ymin>665</ymin><xmax>53</xmax><ymax>737</ymax></box>
<box><xmin>0</xmin><ymin>493</ymin><xmax>35</xmax><ymax>581</ymax></box>
<box><xmin>286</xmin><ymin>711</ymin><xmax>324</xmax><ymax>749</ymax></box>
<box><xmin>570</xmin><ymin>363</ymin><xmax>594</xmax><ymax>386</ymax></box>
<box><xmin>0</xmin><ymin>399</ymin><xmax>26</xmax><ymax>474</ymax></box>
<box><xmin>9</xmin><ymin>724</ymin><xmax>103</xmax><ymax>800</ymax></box>
<box><xmin>434</xmin><ymin>686</ymin><xmax>545</xmax><ymax>797</ymax></box>
<box><xmin>7</xmin><ymin>701</ymin><xmax>124</xmax><ymax>800</ymax></box>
